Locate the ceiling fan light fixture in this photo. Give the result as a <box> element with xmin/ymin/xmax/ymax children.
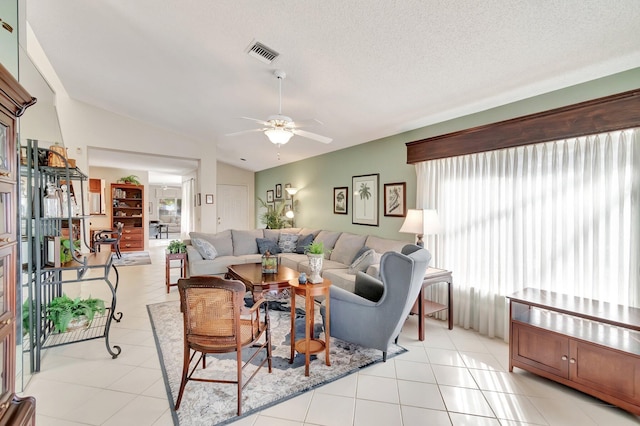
<box><xmin>265</xmin><ymin>128</ymin><xmax>293</xmax><ymax>145</ymax></box>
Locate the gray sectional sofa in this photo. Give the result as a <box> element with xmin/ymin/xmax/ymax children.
<box><xmin>185</xmin><ymin>228</ymin><xmax>409</xmax><ymax>292</ymax></box>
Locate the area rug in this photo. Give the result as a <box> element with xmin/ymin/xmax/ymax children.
<box><xmin>111</xmin><ymin>251</ymin><xmax>152</xmax><ymax>267</ymax></box>
<box><xmin>148</xmin><ymin>298</ymin><xmax>406</xmax><ymax>426</ymax></box>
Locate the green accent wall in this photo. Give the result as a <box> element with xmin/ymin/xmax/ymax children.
<box><xmin>256</xmin><ymin>67</ymin><xmax>640</xmax><ymax>240</ymax></box>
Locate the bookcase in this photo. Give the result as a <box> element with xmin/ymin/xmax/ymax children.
<box><xmin>110</xmin><ymin>183</ymin><xmax>144</xmax><ymax>252</ymax></box>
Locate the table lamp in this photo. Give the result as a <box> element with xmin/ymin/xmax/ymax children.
<box><xmin>399</xmin><ymin>209</ymin><xmax>441</xmax><ymax>247</ymax></box>
<box><xmin>284</xmin><ymin>187</ymin><xmax>298</xmax><ymax>226</ymax></box>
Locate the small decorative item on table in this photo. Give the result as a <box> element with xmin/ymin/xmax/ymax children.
<box><xmin>261</xmin><ymin>250</ymin><xmax>279</xmax><ymax>274</ymax></box>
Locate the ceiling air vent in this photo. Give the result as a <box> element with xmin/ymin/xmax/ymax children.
<box><xmin>246</xmin><ymin>41</ymin><xmax>279</xmax><ymax>64</ymax></box>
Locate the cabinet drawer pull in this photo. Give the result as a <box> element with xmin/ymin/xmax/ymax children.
<box><xmin>4</xmin><ymin>318</ymin><xmax>11</xmax><ymax>325</ymax></box>
<box><xmin>561</xmin><ymin>355</ymin><xmax>568</xmax><ymax>361</ymax></box>
<box><xmin>0</xmin><ymin>237</ymin><xmax>10</xmax><ymax>243</ymax></box>
<box><xmin>569</xmin><ymin>358</ymin><xmax>576</xmax><ymax>364</ymax></box>
<box><xmin>0</xmin><ymin>171</ymin><xmax>9</xmax><ymax>177</ymax></box>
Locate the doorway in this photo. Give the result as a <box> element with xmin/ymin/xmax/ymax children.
<box><xmin>216</xmin><ymin>184</ymin><xmax>248</xmax><ymax>231</ymax></box>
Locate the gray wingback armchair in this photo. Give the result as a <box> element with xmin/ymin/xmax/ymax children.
<box><xmin>321</xmin><ymin>244</ymin><xmax>431</xmax><ymax>361</ymax></box>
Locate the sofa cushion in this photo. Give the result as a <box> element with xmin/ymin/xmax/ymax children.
<box><xmin>256</xmin><ymin>237</ymin><xmax>281</xmax><ymax>255</ymax></box>
<box><xmin>314</xmin><ymin>230</ymin><xmax>342</xmax><ymax>259</ymax></box>
<box><xmin>364</xmin><ymin>235</ymin><xmax>407</xmax><ymax>254</ymax></box>
<box><xmin>232</xmin><ymin>229</ymin><xmax>263</xmax><ymax>256</ymax></box>
<box><xmin>330</xmin><ymin>232</ymin><xmax>367</xmax><ymax>265</ymax></box>
<box><xmin>297</xmin><ymin>258</ymin><xmax>347</xmax><ymax>276</ymax></box>
<box><xmin>350</xmin><ymin>246</ymin><xmax>370</xmax><ymax>264</ymax></box>
<box><xmin>322</xmin><ymin>269</ymin><xmax>357</xmax><ymax>293</ymax></box>
<box><xmin>279</xmin><ymin>253</ymin><xmax>307</xmax><ymax>270</ymax></box>
<box><xmin>279</xmin><ymin>233</ymin><xmax>299</xmax><ymax>253</ymax></box>
<box><xmin>191</xmin><ymin>237</ymin><xmax>218</xmax><ymax>260</ymax></box>
<box><xmin>348</xmin><ymin>248</ymin><xmax>376</xmax><ymax>274</ymax></box>
<box><xmin>190</xmin><ymin>230</ymin><xmax>233</xmax><ymax>256</ymax></box>
<box><xmin>295</xmin><ymin>234</ymin><xmax>315</xmax><ymax>254</ymax></box>
<box><xmin>298</xmin><ymin>228</ymin><xmax>321</xmax><ymax>238</ymax></box>
<box><xmin>264</xmin><ymin>229</ymin><xmax>281</xmax><ymax>242</ymax></box>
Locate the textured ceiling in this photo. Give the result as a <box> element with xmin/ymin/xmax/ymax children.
<box><xmin>26</xmin><ymin>0</ymin><xmax>640</xmax><ymax>175</ymax></box>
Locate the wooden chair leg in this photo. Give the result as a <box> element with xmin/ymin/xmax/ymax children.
<box><xmin>174</xmin><ymin>344</ymin><xmax>192</xmax><ymax>410</ymax></box>
<box><xmin>237</xmin><ymin>350</ymin><xmax>242</xmax><ymax>415</ymax></box>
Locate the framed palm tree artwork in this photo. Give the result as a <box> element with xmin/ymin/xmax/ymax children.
<box><xmin>352</xmin><ymin>174</ymin><xmax>379</xmax><ymax>226</ymax></box>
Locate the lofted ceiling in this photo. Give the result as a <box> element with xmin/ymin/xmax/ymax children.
<box><xmin>26</xmin><ymin>1</ymin><xmax>640</xmax><ymax>176</ymax></box>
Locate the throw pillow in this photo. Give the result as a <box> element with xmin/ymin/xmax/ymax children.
<box><xmin>350</xmin><ymin>246</ymin><xmax>371</xmax><ymax>264</ymax></box>
<box><xmin>348</xmin><ymin>249</ymin><xmax>375</xmax><ymax>275</ymax></box>
<box><xmin>278</xmin><ymin>233</ymin><xmax>299</xmax><ymax>253</ymax></box>
<box><xmin>295</xmin><ymin>233</ymin><xmax>315</xmax><ymax>254</ymax></box>
<box><xmin>192</xmin><ymin>237</ymin><xmax>218</xmax><ymax>260</ymax></box>
<box><xmin>256</xmin><ymin>238</ymin><xmax>281</xmax><ymax>255</ymax></box>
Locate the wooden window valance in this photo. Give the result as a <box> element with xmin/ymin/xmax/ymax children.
<box><xmin>0</xmin><ymin>62</ymin><xmax>37</xmax><ymax>118</ymax></box>
<box><xmin>406</xmin><ymin>89</ymin><xmax>640</xmax><ymax>164</ymax></box>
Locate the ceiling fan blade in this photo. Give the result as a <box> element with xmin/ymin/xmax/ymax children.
<box><xmin>288</xmin><ymin>118</ymin><xmax>324</xmax><ymax>129</ymax></box>
<box><xmin>292</xmin><ymin>129</ymin><xmax>333</xmax><ymax>144</ymax></box>
<box><xmin>225</xmin><ymin>128</ymin><xmax>265</xmax><ymax>137</ymax></box>
<box><xmin>240</xmin><ymin>116</ymin><xmax>272</xmax><ymax>126</ymax></box>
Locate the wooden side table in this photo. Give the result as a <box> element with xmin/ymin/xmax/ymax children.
<box><xmin>289</xmin><ymin>278</ymin><xmax>332</xmax><ymax>376</ymax></box>
<box><xmin>418</xmin><ymin>268</ymin><xmax>453</xmax><ymax>341</ymax></box>
<box><xmin>166</xmin><ymin>252</ymin><xmax>188</xmax><ymax>293</ymax></box>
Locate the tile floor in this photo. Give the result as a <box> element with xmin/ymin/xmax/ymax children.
<box><xmin>21</xmin><ymin>240</ymin><xmax>640</xmax><ymax>425</ymax></box>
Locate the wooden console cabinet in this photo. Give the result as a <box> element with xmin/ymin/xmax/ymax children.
<box><xmin>508</xmin><ymin>288</ymin><xmax>640</xmax><ymax>415</ymax></box>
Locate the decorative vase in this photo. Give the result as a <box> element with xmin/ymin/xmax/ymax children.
<box><xmin>307</xmin><ymin>253</ymin><xmax>323</xmax><ymax>283</ymax></box>
<box><xmin>65</xmin><ymin>315</ymin><xmax>89</xmax><ymax>332</ymax></box>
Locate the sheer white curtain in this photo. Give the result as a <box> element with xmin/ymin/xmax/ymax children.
<box><xmin>180</xmin><ymin>178</ymin><xmax>195</xmax><ymax>238</ymax></box>
<box><xmin>416</xmin><ymin>129</ymin><xmax>640</xmax><ymax>339</ymax></box>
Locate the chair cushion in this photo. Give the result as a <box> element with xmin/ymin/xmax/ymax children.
<box><xmin>191</xmin><ymin>237</ymin><xmax>218</xmax><ymax>260</ymax></box>
<box><xmin>295</xmin><ymin>234</ymin><xmax>315</xmax><ymax>254</ymax></box>
<box><xmin>256</xmin><ymin>238</ymin><xmax>281</xmax><ymax>255</ymax></box>
<box><xmin>278</xmin><ymin>233</ymin><xmax>299</xmax><ymax>253</ymax></box>
<box><xmin>348</xmin><ymin>249</ymin><xmax>376</xmax><ymax>275</ymax></box>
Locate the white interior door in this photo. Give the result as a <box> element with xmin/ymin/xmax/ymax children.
<box><xmin>216</xmin><ymin>184</ymin><xmax>248</xmax><ymax>231</ymax></box>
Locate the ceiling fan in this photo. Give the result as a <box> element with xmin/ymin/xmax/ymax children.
<box><xmin>227</xmin><ymin>70</ymin><xmax>332</xmax><ymax>145</ymax></box>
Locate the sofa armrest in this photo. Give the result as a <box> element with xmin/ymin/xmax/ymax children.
<box><xmin>185</xmin><ymin>245</ymin><xmax>203</xmax><ymax>261</ymax></box>
<box><xmin>354</xmin><ymin>271</ymin><xmax>384</xmax><ymax>302</ymax></box>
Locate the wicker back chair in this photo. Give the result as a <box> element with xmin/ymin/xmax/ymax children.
<box><xmin>175</xmin><ymin>276</ymin><xmax>272</xmax><ymax>415</ymax></box>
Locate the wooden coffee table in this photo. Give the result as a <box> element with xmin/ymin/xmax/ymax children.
<box><xmin>226</xmin><ymin>263</ymin><xmax>297</xmax><ymax>300</ymax></box>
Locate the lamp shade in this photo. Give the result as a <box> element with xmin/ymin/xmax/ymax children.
<box><xmin>399</xmin><ymin>209</ymin><xmax>441</xmax><ymax>246</ymax></box>
<box><xmin>285</xmin><ymin>187</ymin><xmax>298</xmax><ymax>196</ymax></box>
<box><xmin>264</xmin><ymin>128</ymin><xmax>293</xmax><ymax>145</ymax></box>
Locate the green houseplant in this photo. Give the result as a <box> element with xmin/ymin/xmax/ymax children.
<box><xmin>305</xmin><ymin>241</ymin><xmax>325</xmax><ymax>255</ymax></box>
<box><xmin>46</xmin><ymin>294</ymin><xmax>106</xmax><ymax>333</ymax></box>
<box><xmin>117</xmin><ymin>175</ymin><xmax>141</xmax><ymax>185</ymax></box>
<box><xmin>167</xmin><ymin>240</ymin><xmax>187</xmax><ymax>254</ymax></box>
<box><xmin>305</xmin><ymin>241</ymin><xmax>325</xmax><ymax>283</ymax></box>
<box><xmin>60</xmin><ymin>238</ymin><xmax>81</xmax><ymax>263</ymax></box>
<box><xmin>257</xmin><ymin>197</ymin><xmax>287</xmax><ymax>229</ymax></box>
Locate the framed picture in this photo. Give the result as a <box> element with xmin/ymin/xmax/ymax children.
<box><xmin>266</xmin><ymin>190</ymin><xmax>274</xmax><ymax>203</ymax></box>
<box><xmin>384</xmin><ymin>182</ymin><xmax>406</xmax><ymax>217</ymax></box>
<box><xmin>284</xmin><ymin>183</ymin><xmax>292</xmax><ymax>200</ymax></box>
<box><xmin>352</xmin><ymin>174</ymin><xmax>379</xmax><ymax>226</ymax></box>
<box><xmin>268</xmin><ymin>202</ymin><xmax>275</xmax><ymax>212</ymax></box>
<box><xmin>333</xmin><ymin>187</ymin><xmax>348</xmax><ymax>214</ymax></box>
<box><xmin>44</xmin><ymin>236</ymin><xmax>61</xmax><ymax>267</ymax></box>
<box><xmin>275</xmin><ymin>184</ymin><xmax>282</xmax><ymax>199</ymax></box>
<box><xmin>196</xmin><ymin>193</ymin><xmax>201</xmax><ymax>206</ymax></box>
<box><xmin>205</xmin><ymin>194</ymin><xmax>214</xmax><ymax>204</ymax></box>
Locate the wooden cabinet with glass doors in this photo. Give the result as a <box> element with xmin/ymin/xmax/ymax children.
<box><xmin>0</xmin><ymin>62</ymin><xmax>36</xmax><ymax>424</ymax></box>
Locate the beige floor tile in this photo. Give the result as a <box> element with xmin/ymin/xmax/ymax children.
<box><xmin>359</xmin><ymin>358</ymin><xmax>397</xmax><ymax>378</ymax></box>
<box><xmin>354</xmin><ymin>399</ymin><xmax>402</xmax><ymax>426</ymax></box>
<box><xmin>468</xmin><ymin>369</ymin><xmax>523</xmax><ymax>394</ymax></box>
<box><xmin>431</xmin><ymin>364</ymin><xmax>478</xmax><ymax>389</ymax></box>
<box><xmin>35</xmin><ymin>414</ymin><xmax>89</xmax><ymax>425</ymax></box>
<box><xmin>395</xmin><ymin>345</ymin><xmax>429</xmax><ymax>363</ymax></box>
<box><xmin>260</xmin><ymin>391</ymin><xmax>313</xmax><ymax>422</ymax></box>
<box><xmin>305</xmin><ymin>392</ymin><xmax>354</xmax><ymax>425</ymax></box>
<box><xmin>401</xmin><ymin>405</ymin><xmax>451</xmax><ymax>426</ymax></box>
<box><xmin>397</xmin><ymin>380</ymin><xmax>446</xmax><ymax>411</ymax></box>
<box><xmin>356</xmin><ymin>375</ymin><xmax>399</xmax><ymax>404</ymax></box>
<box><xmin>395</xmin><ymin>359</ymin><xmax>436</xmax><ymax>383</ymax></box>
<box><xmin>439</xmin><ymin>386</ymin><xmax>495</xmax><ymax>417</ymax></box>
<box><xmin>315</xmin><ymin>373</ymin><xmax>357</xmax><ymax>397</ymax></box>
<box><xmin>101</xmin><ymin>395</ymin><xmax>168</xmax><ymax>426</ymax></box>
<box><xmin>150</xmin><ymin>410</ymin><xmax>176</xmax><ymax>426</ymax></box>
<box><xmin>255</xmin><ymin>415</ymin><xmax>303</xmax><ymax>426</ymax></box>
<box><xmin>425</xmin><ymin>348</ymin><xmax>466</xmax><ymax>367</ymax></box>
<box><xmin>449</xmin><ymin>412</ymin><xmax>501</xmax><ymax>426</ymax></box>
<box><xmin>107</xmin><ymin>366</ymin><xmax>163</xmax><ymax>394</ymax></box>
<box><xmin>26</xmin><ymin>378</ymin><xmax>101</xmax><ymax>418</ymax></box>
<box><xmin>459</xmin><ymin>351</ymin><xmax>504</xmax><ymax>371</ymax></box>
<box><xmin>527</xmin><ymin>395</ymin><xmax>598</xmax><ymax>426</ymax></box>
<box><xmin>58</xmin><ymin>389</ymin><xmax>134</xmax><ymax>425</ymax></box>
<box><xmin>483</xmin><ymin>391</ymin><xmax>547</xmax><ymax>424</ymax></box>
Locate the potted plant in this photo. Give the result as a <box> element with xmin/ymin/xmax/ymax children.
<box><xmin>46</xmin><ymin>294</ymin><xmax>106</xmax><ymax>333</ymax></box>
<box><xmin>117</xmin><ymin>175</ymin><xmax>141</xmax><ymax>185</ymax></box>
<box><xmin>257</xmin><ymin>197</ymin><xmax>287</xmax><ymax>229</ymax></box>
<box><xmin>60</xmin><ymin>238</ymin><xmax>81</xmax><ymax>264</ymax></box>
<box><xmin>305</xmin><ymin>241</ymin><xmax>325</xmax><ymax>283</ymax></box>
<box><xmin>167</xmin><ymin>240</ymin><xmax>187</xmax><ymax>254</ymax></box>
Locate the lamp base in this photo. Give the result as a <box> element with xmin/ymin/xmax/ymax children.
<box><xmin>416</xmin><ymin>234</ymin><xmax>424</xmax><ymax>247</ymax></box>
